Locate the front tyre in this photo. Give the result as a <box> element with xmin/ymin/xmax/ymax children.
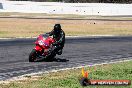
<box><xmin>29</xmin><ymin>49</ymin><xmax>38</xmax><ymax>62</ymax></box>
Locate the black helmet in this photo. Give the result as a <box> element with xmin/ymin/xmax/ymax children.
<box><xmin>54</xmin><ymin>24</ymin><xmax>61</xmax><ymax>34</ymax></box>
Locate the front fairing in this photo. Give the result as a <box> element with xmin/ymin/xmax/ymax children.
<box><xmin>35</xmin><ymin>34</ymin><xmax>55</xmax><ymax>49</ymax></box>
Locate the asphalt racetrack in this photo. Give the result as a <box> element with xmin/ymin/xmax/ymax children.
<box><xmin>0</xmin><ymin>36</ymin><xmax>132</xmax><ymax>80</ymax></box>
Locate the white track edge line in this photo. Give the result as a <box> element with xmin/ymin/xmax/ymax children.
<box><xmin>0</xmin><ymin>35</ymin><xmax>118</xmax><ymax>40</ymax></box>
<box><xmin>1</xmin><ymin>58</ymin><xmax>131</xmax><ymax>83</ymax></box>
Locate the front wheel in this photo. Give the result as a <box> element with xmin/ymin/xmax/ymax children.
<box><xmin>29</xmin><ymin>49</ymin><xmax>39</xmax><ymax>62</ymax></box>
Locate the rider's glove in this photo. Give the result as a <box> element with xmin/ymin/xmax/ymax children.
<box><xmin>52</xmin><ymin>42</ymin><xmax>58</xmax><ymax>46</ymax></box>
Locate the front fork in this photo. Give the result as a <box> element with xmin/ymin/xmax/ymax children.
<box><xmin>34</xmin><ymin>45</ymin><xmax>44</xmax><ymax>57</ymax></box>
<box><xmin>34</xmin><ymin>45</ymin><xmax>43</xmax><ymax>52</ymax></box>
<box><xmin>34</xmin><ymin>45</ymin><xmax>49</xmax><ymax>58</ymax></box>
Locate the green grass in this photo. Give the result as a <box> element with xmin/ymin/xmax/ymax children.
<box><xmin>0</xmin><ymin>12</ymin><xmax>132</xmax><ymax>38</ymax></box>
<box><xmin>0</xmin><ymin>12</ymin><xmax>88</xmax><ymax>18</ymax></box>
<box><xmin>1</xmin><ymin>12</ymin><xmax>132</xmax><ymax>20</ymax></box>
<box><xmin>0</xmin><ymin>60</ymin><xmax>132</xmax><ymax>88</ymax></box>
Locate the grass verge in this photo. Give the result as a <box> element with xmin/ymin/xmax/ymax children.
<box><xmin>1</xmin><ymin>12</ymin><xmax>132</xmax><ymax>20</ymax></box>
<box><xmin>0</xmin><ymin>60</ymin><xmax>132</xmax><ymax>88</ymax></box>
<box><xmin>0</xmin><ymin>12</ymin><xmax>132</xmax><ymax>38</ymax></box>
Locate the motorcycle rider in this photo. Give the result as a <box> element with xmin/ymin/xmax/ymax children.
<box><xmin>47</xmin><ymin>24</ymin><xmax>65</xmax><ymax>55</ymax></box>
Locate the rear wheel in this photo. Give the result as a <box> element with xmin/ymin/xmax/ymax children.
<box><xmin>49</xmin><ymin>53</ymin><xmax>56</xmax><ymax>60</ymax></box>
<box><xmin>50</xmin><ymin>51</ymin><xmax>56</xmax><ymax>59</ymax></box>
<box><xmin>46</xmin><ymin>51</ymin><xmax>56</xmax><ymax>61</ymax></box>
<box><xmin>29</xmin><ymin>49</ymin><xmax>39</xmax><ymax>62</ymax></box>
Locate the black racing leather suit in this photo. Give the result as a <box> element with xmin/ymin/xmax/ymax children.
<box><xmin>48</xmin><ymin>29</ymin><xmax>65</xmax><ymax>53</ymax></box>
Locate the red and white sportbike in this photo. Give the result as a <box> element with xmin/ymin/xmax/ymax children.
<box><xmin>29</xmin><ymin>34</ymin><xmax>57</xmax><ymax>62</ymax></box>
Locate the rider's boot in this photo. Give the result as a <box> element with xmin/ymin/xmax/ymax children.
<box><xmin>57</xmin><ymin>49</ymin><xmax>62</xmax><ymax>55</ymax></box>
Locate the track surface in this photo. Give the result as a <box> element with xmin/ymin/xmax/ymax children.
<box><xmin>0</xmin><ymin>36</ymin><xmax>132</xmax><ymax>80</ymax></box>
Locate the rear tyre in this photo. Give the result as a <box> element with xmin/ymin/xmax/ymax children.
<box><xmin>49</xmin><ymin>54</ymin><xmax>56</xmax><ymax>60</ymax></box>
<box><xmin>46</xmin><ymin>51</ymin><xmax>56</xmax><ymax>61</ymax></box>
<box><xmin>29</xmin><ymin>49</ymin><xmax>38</xmax><ymax>62</ymax></box>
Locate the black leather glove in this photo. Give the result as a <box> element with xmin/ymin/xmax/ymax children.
<box><xmin>45</xmin><ymin>32</ymin><xmax>49</xmax><ymax>34</ymax></box>
<box><xmin>52</xmin><ymin>42</ymin><xmax>58</xmax><ymax>46</ymax></box>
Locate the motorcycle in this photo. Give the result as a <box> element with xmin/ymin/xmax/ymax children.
<box><xmin>29</xmin><ymin>34</ymin><xmax>57</xmax><ymax>62</ymax></box>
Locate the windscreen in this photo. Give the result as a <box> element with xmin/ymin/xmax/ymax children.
<box><xmin>42</xmin><ymin>34</ymin><xmax>49</xmax><ymax>38</ymax></box>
